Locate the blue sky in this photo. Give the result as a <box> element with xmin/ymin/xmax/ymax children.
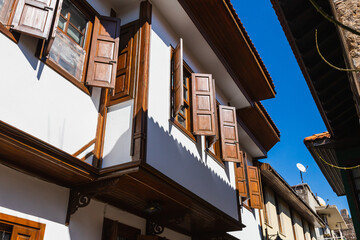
<box><xmin>232</xmin><ymin>0</ymin><xmax>350</xmax><ymax>212</ymax></box>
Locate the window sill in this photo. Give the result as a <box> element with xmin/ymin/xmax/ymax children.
<box><xmin>43</xmin><ymin>58</ymin><xmax>91</xmax><ymax>95</ymax></box>
<box><xmin>169</xmin><ymin>118</ymin><xmax>197</xmax><ymax>143</ymax></box>
<box><xmin>0</xmin><ymin>23</ymin><xmax>20</xmax><ymax>43</ymax></box>
<box><xmin>205</xmin><ymin>149</ymin><xmax>225</xmax><ymax>168</ymax></box>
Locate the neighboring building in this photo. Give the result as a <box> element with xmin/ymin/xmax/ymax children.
<box><xmin>270</xmin><ymin>0</ymin><xmax>360</xmax><ymax>238</ymax></box>
<box><xmin>259</xmin><ymin>163</ymin><xmax>325</xmax><ymax>240</ymax></box>
<box><xmin>341</xmin><ymin>209</ymin><xmax>357</xmax><ymax>240</ymax></box>
<box><xmin>0</xmin><ymin>0</ymin><xmax>280</xmax><ymax>239</ymax></box>
<box><xmin>292</xmin><ymin>184</ymin><xmax>349</xmax><ymax>240</ymax></box>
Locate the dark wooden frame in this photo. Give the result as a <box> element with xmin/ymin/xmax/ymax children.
<box><xmin>131</xmin><ymin>0</ymin><xmax>151</xmax><ymax>162</ymax></box>
<box><xmin>169</xmin><ymin>55</ymin><xmax>197</xmax><ymax>142</ymax></box>
<box><xmin>0</xmin><ymin>212</ymin><xmax>46</xmax><ymax>240</ymax></box>
<box><xmin>107</xmin><ymin>20</ymin><xmax>140</xmax><ymax>106</ymax></box>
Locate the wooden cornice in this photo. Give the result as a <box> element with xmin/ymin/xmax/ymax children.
<box><xmin>237</xmin><ymin>102</ymin><xmax>280</xmax><ymax>152</ymax></box>
<box><xmin>0</xmin><ymin>120</ymin><xmax>97</xmax><ymax>187</ymax></box>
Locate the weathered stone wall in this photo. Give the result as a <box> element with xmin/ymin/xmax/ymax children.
<box><xmin>340</xmin><ymin>209</ymin><xmax>357</xmax><ymax>240</ymax></box>
<box><xmin>334</xmin><ymin>0</ymin><xmax>360</xmax><ymax>69</ymax></box>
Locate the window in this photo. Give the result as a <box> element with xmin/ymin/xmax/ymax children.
<box><xmin>102</xmin><ymin>218</ymin><xmax>140</xmax><ymax>240</ymax></box>
<box><xmin>48</xmin><ymin>0</ymin><xmax>92</xmax><ymax>83</ymax></box>
<box><xmin>275</xmin><ymin>196</ymin><xmax>284</xmax><ymax>234</ymax></box>
<box><xmin>172</xmin><ymin>63</ymin><xmax>192</xmax><ymax>132</ymax></box>
<box><xmin>0</xmin><ymin>0</ymin><xmax>16</xmax><ymax>26</ymax></box>
<box><xmin>0</xmin><ymin>0</ymin><xmax>121</xmax><ymax>93</ymax></box>
<box><xmin>0</xmin><ymin>213</ymin><xmax>46</xmax><ymax>240</ymax></box>
<box><xmin>108</xmin><ymin>20</ymin><xmax>139</xmax><ymax>105</ymax></box>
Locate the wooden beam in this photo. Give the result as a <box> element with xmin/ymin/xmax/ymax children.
<box><xmin>131</xmin><ymin>1</ymin><xmax>152</xmax><ymax>162</ymax></box>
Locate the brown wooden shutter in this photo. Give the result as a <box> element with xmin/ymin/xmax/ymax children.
<box><xmin>219</xmin><ymin>105</ymin><xmax>241</xmax><ymax>162</ymax></box>
<box><xmin>11</xmin><ymin>225</ymin><xmax>37</xmax><ymax>240</ymax></box>
<box><xmin>11</xmin><ymin>0</ymin><xmax>58</xmax><ymax>39</ymax></box>
<box><xmin>247</xmin><ymin>165</ymin><xmax>263</xmax><ymax>209</ymax></box>
<box><xmin>234</xmin><ymin>152</ymin><xmax>247</xmax><ymax>197</ymax></box>
<box><xmin>173</xmin><ymin>38</ymin><xmax>183</xmax><ymax>116</ymax></box>
<box><xmin>86</xmin><ymin>15</ymin><xmax>121</xmax><ymax>88</ymax></box>
<box><xmin>110</xmin><ymin>20</ymin><xmax>138</xmax><ymax>102</ymax></box>
<box><xmin>192</xmin><ymin>73</ymin><xmax>216</xmax><ymax>136</ymax></box>
<box><xmin>207</xmin><ymin>79</ymin><xmax>219</xmax><ymax>147</ymax></box>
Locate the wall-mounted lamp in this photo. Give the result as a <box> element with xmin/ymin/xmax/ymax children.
<box><xmin>145</xmin><ymin>201</ymin><xmax>161</xmax><ymax>214</ymax></box>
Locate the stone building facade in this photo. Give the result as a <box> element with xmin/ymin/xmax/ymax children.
<box><xmin>341</xmin><ymin>209</ymin><xmax>357</xmax><ymax>240</ymax></box>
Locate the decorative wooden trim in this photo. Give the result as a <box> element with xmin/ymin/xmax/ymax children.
<box><xmin>0</xmin><ymin>22</ymin><xmax>20</xmax><ymax>43</ymax></box>
<box><xmin>0</xmin><ymin>212</ymin><xmax>46</xmax><ymax>240</ymax></box>
<box><xmin>93</xmin><ymin>88</ymin><xmax>109</xmax><ymax>167</ymax></box>
<box><xmin>65</xmin><ymin>178</ymin><xmax>120</xmax><ymax>225</ymax></box>
<box><xmin>131</xmin><ymin>1</ymin><xmax>152</xmax><ymax>162</ymax></box>
<box><xmin>72</xmin><ymin>138</ymin><xmax>96</xmax><ymax>157</ymax></box>
<box><xmin>146</xmin><ymin>219</ymin><xmax>164</xmax><ymax>235</ymax></box>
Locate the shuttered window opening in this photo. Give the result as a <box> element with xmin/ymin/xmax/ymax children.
<box><xmin>234</xmin><ymin>152</ymin><xmax>248</xmax><ymax>198</ymax></box>
<box><xmin>109</xmin><ymin>20</ymin><xmax>139</xmax><ymax>105</ymax></box>
<box><xmin>86</xmin><ymin>16</ymin><xmax>121</xmax><ymax>88</ymax></box>
<box><xmin>247</xmin><ymin>165</ymin><xmax>263</xmax><ymax>209</ymax></box>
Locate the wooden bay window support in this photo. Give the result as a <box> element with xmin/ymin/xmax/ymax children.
<box><xmin>65</xmin><ymin>178</ymin><xmax>120</xmax><ymax>225</ymax></box>
<box><xmin>146</xmin><ymin>219</ymin><xmax>165</xmax><ymax>235</ymax></box>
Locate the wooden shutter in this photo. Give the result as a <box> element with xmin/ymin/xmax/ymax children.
<box><xmin>234</xmin><ymin>153</ymin><xmax>247</xmax><ymax>197</ymax></box>
<box><xmin>110</xmin><ymin>20</ymin><xmax>138</xmax><ymax>101</ymax></box>
<box><xmin>101</xmin><ymin>218</ymin><xmax>118</xmax><ymax>240</ymax></box>
<box><xmin>11</xmin><ymin>0</ymin><xmax>58</xmax><ymax>39</ymax></box>
<box><xmin>219</xmin><ymin>105</ymin><xmax>241</xmax><ymax>162</ymax></box>
<box><xmin>247</xmin><ymin>165</ymin><xmax>263</xmax><ymax>209</ymax></box>
<box><xmin>207</xmin><ymin>79</ymin><xmax>219</xmax><ymax>147</ymax></box>
<box><xmin>173</xmin><ymin>38</ymin><xmax>183</xmax><ymax>116</ymax></box>
<box><xmin>44</xmin><ymin>0</ymin><xmax>63</xmax><ymax>56</ymax></box>
<box><xmin>86</xmin><ymin>15</ymin><xmax>121</xmax><ymax>88</ymax></box>
<box><xmin>192</xmin><ymin>73</ymin><xmax>216</xmax><ymax>136</ymax></box>
<box><xmin>11</xmin><ymin>225</ymin><xmax>37</xmax><ymax>240</ymax></box>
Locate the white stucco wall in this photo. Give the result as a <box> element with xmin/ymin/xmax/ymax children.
<box><xmin>229</xmin><ymin>208</ymin><xmax>262</xmax><ymax>240</ymax></box>
<box><xmin>0</xmin><ymin>164</ymin><xmax>190</xmax><ymax>240</ymax></box>
<box><xmin>102</xmin><ymin>100</ymin><xmax>134</xmax><ymax>168</ymax></box>
<box><xmin>146</xmin><ymin>6</ymin><xmax>239</xmax><ymax>220</ymax></box>
<box><xmin>0</xmin><ymin>33</ymin><xmax>100</xmax><ymax>155</ymax></box>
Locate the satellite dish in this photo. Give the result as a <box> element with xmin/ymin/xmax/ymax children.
<box><xmin>317</xmin><ymin>196</ymin><xmax>326</xmax><ymax>206</ymax></box>
<box><xmin>297</xmin><ymin>163</ymin><xmax>307</xmax><ymax>173</ymax></box>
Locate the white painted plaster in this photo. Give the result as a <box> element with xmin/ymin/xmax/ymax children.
<box><xmin>0</xmin><ymin>33</ymin><xmax>99</xmax><ymax>155</ymax></box>
<box><xmin>229</xmin><ymin>208</ymin><xmax>262</xmax><ymax>240</ymax></box>
<box><xmin>102</xmin><ymin>100</ymin><xmax>134</xmax><ymax>168</ymax></box>
<box><xmin>146</xmin><ymin>7</ymin><xmax>239</xmax><ymax>220</ymax></box>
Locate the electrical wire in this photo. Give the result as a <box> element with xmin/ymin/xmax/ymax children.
<box><xmin>315</xmin><ymin>150</ymin><xmax>360</xmax><ymax>170</ymax></box>
<box><xmin>315</xmin><ymin>29</ymin><xmax>360</xmax><ymax>72</ymax></box>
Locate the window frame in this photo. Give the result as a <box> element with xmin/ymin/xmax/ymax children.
<box><xmin>0</xmin><ymin>212</ymin><xmax>46</xmax><ymax>240</ymax></box>
<box><xmin>0</xmin><ymin>0</ymin><xmax>20</xmax><ymax>43</ymax></box>
<box><xmin>38</xmin><ymin>0</ymin><xmax>97</xmax><ymax>95</ymax></box>
<box><xmin>170</xmin><ymin>54</ymin><xmax>197</xmax><ymax>142</ymax></box>
<box><xmin>205</xmin><ymin>103</ymin><xmax>224</xmax><ymax>166</ymax></box>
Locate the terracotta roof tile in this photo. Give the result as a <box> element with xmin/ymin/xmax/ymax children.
<box><xmin>304</xmin><ymin>132</ymin><xmax>331</xmax><ymax>142</ymax></box>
